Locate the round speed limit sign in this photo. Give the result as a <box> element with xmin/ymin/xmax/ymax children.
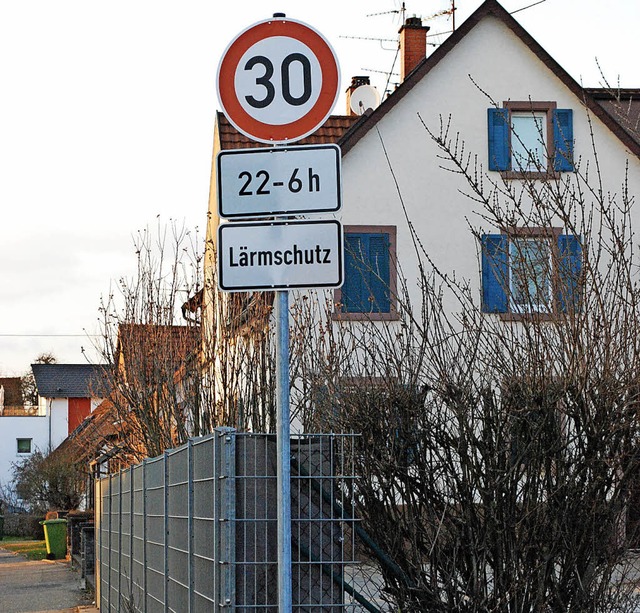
<box><xmin>217</xmin><ymin>17</ymin><xmax>340</xmax><ymax>144</ymax></box>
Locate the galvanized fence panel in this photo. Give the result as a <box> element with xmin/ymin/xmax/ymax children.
<box><xmin>120</xmin><ymin>469</ymin><xmax>132</xmax><ymax>607</ymax></box>
<box><xmin>191</xmin><ymin>434</ymin><xmax>216</xmax><ymax>610</ymax></box>
<box><xmin>98</xmin><ymin>475</ymin><xmax>110</xmax><ymax>612</ymax></box>
<box><xmin>166</xmin><ymin>444</ymin><xmax>190</xmax><ymax>612</ymax></box>
<box><xmin>97</xmin><ymin>429</ymin><xmax>371</xmax><ymax>612</ymax></box>
<box><xmin>145</xmin><ymin>455</ymin><xmax>166</xmax><ymax>612</ymax></box>
<box><xmin>131</xmin><ymin>462</ymin><xmax>146</xmax><ymax>609</ymax></box>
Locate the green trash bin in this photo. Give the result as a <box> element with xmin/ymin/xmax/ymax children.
<box><xmin>40</xmin><ymin>519</ymin><xmax>67</xmax><ymax>560</ymax></box>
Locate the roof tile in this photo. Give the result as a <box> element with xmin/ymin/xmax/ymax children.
<box><xmin>217</xmin><ymin>112</ymin><xmax>359</xmax><ymax>150</ymax></box>
<box><xmin>31</xmin><ymin>364</ymin><xmax>111</xmax><ymax>398</ymax></box>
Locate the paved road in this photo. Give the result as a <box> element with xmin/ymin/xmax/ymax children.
<box><xmin>0</xmin><ymin>546</ymin><xmax>94</xmax><ymax>613</ymax></box>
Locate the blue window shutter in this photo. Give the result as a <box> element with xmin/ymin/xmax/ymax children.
<box><xmin>343</xmin><ymin>234</ymin><xmax>365</xmax><ymax>312</ymax></box>
<box><xmin>553</xmin><ymin>109</ymin><xmax>574</xmax><ymax>172</ymax></box>
<box><xmin>342</xmin><ymin>233</ymin><xmax>391</xmax><ymax>313</ymax></box>
<box><xmin>481</xmin><ymin>234</ymin><xmax>508</xmax><ymax>313</ymax></box>
<box><xmin>487</xmin><ymin>108</ymin><xmax>510</xmax><ymax>171</ymax></box>
<box><xmin>368</xmin><ymin>234</ymin><xmax>391</xmax><ymax>312</ymax></box>
<box><xmin>557</xmin><ymin>234</ymin><xmax>582</xmax><ymax>312</ymax></box>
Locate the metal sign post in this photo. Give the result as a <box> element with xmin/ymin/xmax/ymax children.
<box><xmin>216</xmin><ymin>15</ymin><xmax>341</xmax><ymax>610</ymax></box>
<box><xmin>275</xmin><ymin>289</ymin><xmax>292</xmax><ymax>610</ymax></box>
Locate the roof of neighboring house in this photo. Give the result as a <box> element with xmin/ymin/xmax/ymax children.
<box><xmin>337</xmin><ymin>0</ymin><xmax>640</xmax><ymax>160</ymax></box>
<box><xmin>31</xmin><ymin>364</ymin><xmax>111</xmax><ymax>399</ymax></box>
<box><xmin>217</xmin><ymin>111</ymin><xmax>360</xmax><ymax>150</ymax></box>
<box><xmin>117</xmin><ymin>324</ymin><xmax>200</xmax><ymax>382</ymax></box>
<box><xmin>584</xmin><ymin>88</ymin><xmax>640</xmax><ymax>146</ymax></box>
<box><xmin>48</xmin><ymin>399</ymin><xmax>125</xmax><ymax>465</ymax></box>
<box><xmin>0</xmin><ymin>377</ymin><xmax>23</xmax><ymax>406</ymax></box>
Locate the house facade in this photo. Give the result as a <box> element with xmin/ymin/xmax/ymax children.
<box><xmin>336</xmin><ymin>0</ymin><xmax>639</xmax><ymax>322</ymax></box>
<box><xmin>204</xmin><ymin>0</ymin><xmax>640</xmax><ymax>430</ymax></box>
<box><xmin>0</xmin><ymin>364</ymin><xmax>108</xmax><ymax>491</ymax></box>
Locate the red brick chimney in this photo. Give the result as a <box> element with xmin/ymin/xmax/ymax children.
<box><xmin>346</xmin><ymin>75</ymin><xmax>371</xmax><ymax>116</ymax></box>
<box><xmin>399</xmin><ymin>16</ymin><xmax>430</xmax><ymax>82</ymax></box>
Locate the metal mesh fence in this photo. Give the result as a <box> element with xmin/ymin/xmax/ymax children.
<box><xmin>96</xmin><ymin>429</ymin><xmax>383</xmax><ymax>612</ymax></box>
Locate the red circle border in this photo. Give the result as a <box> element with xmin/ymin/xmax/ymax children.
<box><xmin>217</xmin><ymin>18</ymin><xmax>340</xmax><ymax>144</ymax></box>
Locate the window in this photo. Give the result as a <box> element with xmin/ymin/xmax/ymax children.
<box><xmin>334</xmin><ymin>225</ymin><xmax>397</xmax><ymax>320</ymax></box>
<box><xmin>481</xmin><ymin>229</ymin><xmax>582</xmax><ymax>317</ymax></box>
<box><xmin>511</xmin><ymin>112</ymin><xmax>547</xmax><ymax>172</ymax></box>
<box><xmin>505</xmin><ymin>379</ymin><xmax>564</xmax><ymax>466</ymax></box>
<box><xmin>16</xmin><ymin>438</ymin><xmax>32</xmax><ymax>454</ymax></box>
<box><xmin>509</xmin><ymin>236</ymin><xmax>552</xmax><ymax>313</ymax></box>
<box><xmin>488</xmin><ymin>102</ymin><xmax>573</xmax><ymax>174</ymax></box>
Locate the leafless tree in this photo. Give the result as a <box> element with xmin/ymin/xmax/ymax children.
<box><xmin>285</xmin><ymin>102</ymin><xmax>640</xmax><ymax>610</ymax></box>
<box><xmin>201</xmin><ymin>242</ymin><xmax>277</xmax><ymax>432</ymax></box>
<box><xmin>12</xmin><ymin>449</ymin><xmax>84</xmax><ymax>512</ymax></box>
<box><xmin>94</xmin><ymin>221</ymin><xmax>206</xmax><ymax>461</ymax></box>
<box><xmin>91</xmin><ymin>219</ymin><xmax>278</xmax><ymax>463</ymax></box>
<box><xmin>21</xmin><ymin>352</ymin><xmax>57</xmax><ymax>407</ymax></box>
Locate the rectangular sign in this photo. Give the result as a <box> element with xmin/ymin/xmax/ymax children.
<box><xmin>217</xmin><ymin>219</ymin><xmax>343</xmax><ymax>291</ymax></box>
<box><xmin>217</xmin><ymin>144</ymin><xmax>341</xmax><ymax>219</ymax></box>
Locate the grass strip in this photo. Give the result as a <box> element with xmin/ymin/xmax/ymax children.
<box><xmin>1</xmin><ymin>538</ymin><xmax>48</xmax><ymax>560</ymax></box>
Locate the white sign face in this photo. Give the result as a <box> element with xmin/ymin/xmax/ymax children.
<box><xmin>234</xmin><ymin>36</ymin><xmax>322</xmax><ymax>126</ymax></box>
<box><xmin>217</xmin><ymin>144</ymin><xmax>341</xmax><ymax>219</ymax></box>
<box><xmin>218</xmin><ymin>219</ymin><xmax>343</xmax><ymax>291</ymax></box>
<box><xmin>217</xmin><ymin>17</ymin><xmax>340</xmax><ymax>143</ymax></box>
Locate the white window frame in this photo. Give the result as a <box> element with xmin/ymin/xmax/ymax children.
<box><xmin>16</xmin><ymin>438</ymin><xmax>32</xmax><ymax>454</ymax></box>
<box><xmin>503</xmin><ymin>101</ymin><xmax>556</xmax><ymax>178</ymax></box>
<box><xmin>509</xmin><ymin>235</ymin><xmax>553</xmax><ymax>314</ymax></box>
<box><xmin>511</xmin><ymin>111</ymin><xmax>547</xmax><ymax>172</ymax></box>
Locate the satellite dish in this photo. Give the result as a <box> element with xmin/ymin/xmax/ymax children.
<box><xmin>349</xmin><ymin>84</ymin><xmax>381</xmax><ymax>115</ymax></box>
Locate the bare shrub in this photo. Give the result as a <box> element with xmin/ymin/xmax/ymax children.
<box><xmin>286</xmin><ymin>106</ymin><xmax>640</xmax><ymax>610</ymax></box>
<box><xmin>95</xmin><ymin>221</ymin><xmax>205</xmax><ymax>461</ymax></box>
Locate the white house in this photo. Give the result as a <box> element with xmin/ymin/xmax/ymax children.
<box><xmin>204</xmin><ymin>0</ymin><xmax>640</xmax><ymax>429</ymax></box>
<box><xmin>334</xmin><ymin>0</ymin><xmax>639</xmax><ymax>322</ymax></box>
<box><xmin>0</xmin><ymin>364</ymin><xmax>108</xmax><ymax>491</ymax></box>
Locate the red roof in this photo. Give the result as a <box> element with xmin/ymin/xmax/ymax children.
<box><xmin>117</xmin><ymin>323</ymin><xmax>200</xmax><ymax>378</ymax></box>
<box><xmin>0</xmin><ymin>377</ymin><xmax>22</xmax><ymax>406</ymax></box>
<box><xmin>217</xmin><ymin>111</ymin><xmax>360</xmax><ymax>150</ymax></box>
<box><xmin>585</xmin><ymin>89</ymin><xmax>640</xmax><ymax>147</ymax></box>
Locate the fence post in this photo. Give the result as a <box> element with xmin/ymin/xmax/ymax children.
<box><xmin>95</xmin><ymin>475</ymin><xmax>102</xmax><ymax>609</ymax></box>
<box><xmin>215</xmin><ymin>427</ymin><xmax>236</xmax><ymax>610</ymax></box>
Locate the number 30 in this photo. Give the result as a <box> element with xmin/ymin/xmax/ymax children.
<box><xmin>244</xmin><ymin>53</ymin><xmax>312</xmax><ymax>109</ymax></box>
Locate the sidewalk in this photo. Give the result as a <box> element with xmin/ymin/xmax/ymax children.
<box><xmin>0</xmin><ymin>546</ymin><xmax>96</xmax><ymax>613</ymax></box>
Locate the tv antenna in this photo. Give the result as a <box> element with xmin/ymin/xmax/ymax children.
<box><xmin>367</xmin><ymin>1</ymin><xmax>407</xmax><ymax>21</ymax></box>
<box><xmin>341</xmin><ymin>1</ymin><xmax>458</xmax><ymax>99</ymax></box>
<box><xmin>367</xmin><ymin>1</ymin><xmax>457</xmax><ymax>32</ymax></box>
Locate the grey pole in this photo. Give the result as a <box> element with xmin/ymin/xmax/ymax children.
<box><xmin>275</xmin><ymin>289</ymin><xmax>293</xmax><ymax>611</ymax></box>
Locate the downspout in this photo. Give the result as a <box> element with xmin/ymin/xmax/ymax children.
<box><xmin>48</xmin><ymin>398</ymin><xmax>52</xmax><ymax>451</ymax></box>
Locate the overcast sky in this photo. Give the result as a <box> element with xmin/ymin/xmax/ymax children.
<box><xmin>0</xmin><ymin>0</ymin><xmax>637</xmax><ymax>376</ymax></box>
